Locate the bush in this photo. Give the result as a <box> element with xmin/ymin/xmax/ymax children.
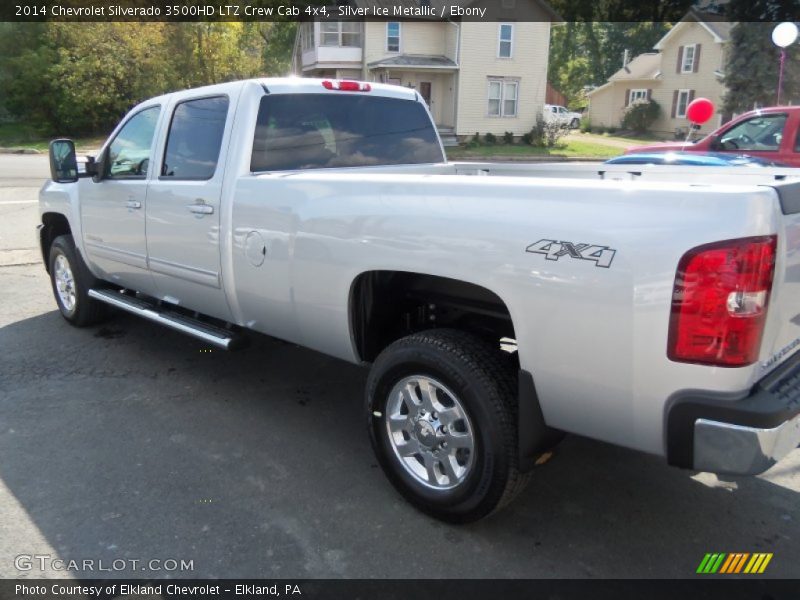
<box><xmin>579</xmin><ymin>116</ymin><xmax>592</xmax><ymax>133</ymax></box>
<box><xmin>530</xmin><ymin>115</ymin><xmax>569</xmax><ymax>148</ymax></box>
<box><xmin>595</xmin><ymin>125</ymin><xmax>606</xmax><ymax>134</ymax></box>
<box><xmin>464</xmin><ymin>132</ymin><xmax>481</xmax><ymax>148</ymax></box>
<box><xmin>483</xmin><ymin>132</ymin><xmax>497</xmax><ymax>145</ymax></box>
<box><xmin>521</xmin><ymin>132</ymin><xmax>533</xmax><ymax>145</ymax></box>
<box><xmin>503</xmin><ymin>131</ymin><xmax>514</xmax><ymax>145</ymax></box>
<box><xmin>607</xmin><ymin>126</ymin><xmax>618</xmax><ymax>134</ymax></box>
<box><xmin>622</xmin><ymin>99</ymin><xmax>661</xmax><ymax>134</ymax></box>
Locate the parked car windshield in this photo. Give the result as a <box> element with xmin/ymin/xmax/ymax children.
<box><xmin>251</xmin><ymin>93</ymin><xmax>444</xmax><ymax>172</ymax></box>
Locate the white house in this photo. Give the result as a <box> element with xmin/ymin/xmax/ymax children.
<box><xmin>293</xmin><ymin>0</ymin><xmax>562</xmax><ymax>143</ymax></box>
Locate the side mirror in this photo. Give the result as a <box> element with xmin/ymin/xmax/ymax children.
<box><xmin>48</xmin><ymin>139</ymin><xmax>78</xmax><ymax>183</ymax></box>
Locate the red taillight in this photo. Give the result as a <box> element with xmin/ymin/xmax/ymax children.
<box><xmin>322</xmin><ymin>80</ymin><xmax>371</xmax><ymax>92</ymax></box>
<box><xmin>668</xmin><ymin>236</ymin><xmax>777</xmax><ymax>367</ymax></box>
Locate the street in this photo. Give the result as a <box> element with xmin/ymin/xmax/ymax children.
<box><xmin>0</xmin><ymin>153</ymin><xmax>798</xmax><ymax>579</ymax></box>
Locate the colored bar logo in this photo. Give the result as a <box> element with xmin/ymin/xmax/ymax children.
<box><xmin>697</xmin><ymin>553</ymin><xmax>773</xmax><ymax>574</ymax></box>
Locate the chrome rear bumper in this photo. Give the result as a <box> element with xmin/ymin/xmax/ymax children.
<box><xmin>694</xmin><ymin>414</ymin><xmax>800</xmax><ymax>475</ymax></box>
<box><xmin>667</xmin><ymin>351</ymin><xmax>800</xmax><ymax>474</ymax></box>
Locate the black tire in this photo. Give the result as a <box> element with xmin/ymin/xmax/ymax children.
<box><xmin>570</xmin><ymin>118</ymin><xmax>580</xmax><ymax>129</ymax></box>
<box><xmin>48</xmin><ymin>234</ymin><xmax>111</xmax><ymax>326</ymax></box>
<box><xmin>366</xmin><ymin>329</ymin><xmax>531</xmax><ymax>523</ymax></box>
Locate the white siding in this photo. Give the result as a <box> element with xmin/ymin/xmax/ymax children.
<box><xmin>456</xmin><ymin>22</ymin><xmax>551</xmax><ymax>136</ymax></box>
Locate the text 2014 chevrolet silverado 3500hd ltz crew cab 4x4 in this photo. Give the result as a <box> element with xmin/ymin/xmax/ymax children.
<box><xmin>39</xmin><ymin>78</ymin><xmax>800</xmax><ymax>522</ymax></box>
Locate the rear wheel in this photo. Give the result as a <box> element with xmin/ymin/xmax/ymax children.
<box><xmin>366</xmin><ymin>329</ymin><xmax>530</xmax><ymax>523</ymax></box>
<box><xmin>48</xmin><ymin>234</ymin><xmax>111</xmax><ymax>326</ymax></box>
<box><xmin>570</xmin><ymin>118</ymin><xmax>580</xmax><ymax>129</ymax></box>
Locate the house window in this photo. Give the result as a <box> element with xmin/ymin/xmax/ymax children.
<box><xmin>629</xmin><ymin>89</ymin><xmax>648</xmax><ymax>104</ymax></box>
<box><xmin>682</xmin><ymin>44</ymin><xmax>696</xmax><ymax>72</ymax></box>
<box><xmin>301</xmin><ymin>22</ymin><xmax>314</xmax><ymax>51</ymax></box>
<box><xmin>386</xmin><ymin>22</ymin><xmax>400</xmax><ymax>52</ymax></box>
<box><xmin>321</xmin><ymin>21</ymin><xmax>361</xmax><ymax>48</ymax></box>
<box><xmin>498</xmin><ymin>24</ymin><xmax>514</xmax><ymax>58</ymax></box>
<box><xmin>676</xmin><ymin>89</ymin><xmax>691</xmax><ymax>118</ymax></box>
<box><xmin>488</xmin><ymin>79</ymin><xmax>518</xmax><ymax>117</ymax></box>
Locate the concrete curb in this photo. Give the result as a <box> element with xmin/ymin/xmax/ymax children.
<box><xmin>0</xmin><ymin>148</ymin><xmax>43</xmax><ymax>155</ymax></box>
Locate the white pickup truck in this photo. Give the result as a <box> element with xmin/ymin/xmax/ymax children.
<box><xmin>40</xmin><ymin>78</ymin><xmax>800</xmax><ymax>523</ymax></box>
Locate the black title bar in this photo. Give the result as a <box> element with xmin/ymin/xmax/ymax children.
<box><xmin>3</xmin><ymin>0</ymin><xmax>800</xmax><ymax>22</ymax></box>
<box><xmin>4</xmin><ymin>579</ymin><xmax>800</xmax><ymax>600</ymax></box>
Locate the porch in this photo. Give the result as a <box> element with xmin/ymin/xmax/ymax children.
<box><xmin>367</xmin><ymin>55</ymin><xmax>458</xmax><ymax>132</ymax></box>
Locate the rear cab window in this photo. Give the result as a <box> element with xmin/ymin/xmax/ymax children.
<box><xmin>250</xmin><ymin>93</ymin><xmax>444</xmax><ymax>172</ymax></box>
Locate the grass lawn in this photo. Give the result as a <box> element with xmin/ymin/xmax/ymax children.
<box><xmin>585</xmin><ymin>132</ymin><xmax>665</xmax><ymax>145</ymax></box>
<box><xmin>0</xmin><ymin>122</ymin><xmax>104</xmax><ymax>153</ymax></box>
<box><xmin>446</xmin><ymin>137</ymin><xmax>624</xmax><ymax>161</ymax></box>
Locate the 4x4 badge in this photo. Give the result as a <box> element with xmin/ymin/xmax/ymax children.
<box><xmin>526</xmin><ymin>239</ymin><xmax>616</xmax><ymax>269</ymax></box>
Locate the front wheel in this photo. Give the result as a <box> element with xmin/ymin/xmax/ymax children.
<box><xmin>366</xmin><ymin>329</ymin><xmax>530</xmax><ymax>523</ymax></box>
<box><xmin>49</xmin><ymin>234</ymin><xmax>111</xmax><ymax>326</ymax></box>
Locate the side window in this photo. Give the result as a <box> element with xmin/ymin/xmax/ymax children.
<box><xmin>162</xmin><ymin>96</ymin><xmax>229</xmax><ymax>180</ymax></box>
<box><xmin>719</xmin><ymin>114</ymin><xmax>787</xmax><ymax>152</ymax></box>
<box><xmin>106</xmin><ymin>106</ymin><xmax>160</xmax><ymax>179</ymax></box>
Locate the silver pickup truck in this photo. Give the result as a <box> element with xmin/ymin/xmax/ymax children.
<box><xmin>40</xmin><ymin>78</ymin><xmax>800</xmax><ymax>522</ymax></box>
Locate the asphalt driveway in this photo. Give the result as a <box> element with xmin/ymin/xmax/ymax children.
<box><xmin>0</xmin><ymin>154</ymin><xmax>798</xmax><ymax>579</ymax></box>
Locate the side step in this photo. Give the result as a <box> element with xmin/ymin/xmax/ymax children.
<box><xmin>88</xmin><ymin>289</ymin><xmax>247</xmax><ymax>350</ymax></box>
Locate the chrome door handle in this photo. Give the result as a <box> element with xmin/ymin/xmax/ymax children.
<box><xmin>126</xmin><ymin>200</ymin><xmax>142</xmax><ymax>209</ymax></box>
<box><xmin>187</xmin><ymin>204</ymin><xmax>214</xmax><ymax>215</ymax></box>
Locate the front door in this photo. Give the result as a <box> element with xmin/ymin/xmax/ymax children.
<box><xmin>80</xmin><ymin>105</ymin><xmax>161</xmax><ymax>295</ymax></box>
<box><xmin>419</xmin><ymin>81</ymin><xmax>432</xmax><ymax>108</ymax></box>
<box><xmin>145</xmin><ymin>94</ymin><xmax>233</xmax><ymax>321</ymax></box>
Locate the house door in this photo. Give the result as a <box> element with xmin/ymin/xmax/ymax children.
<box><xmin>419</xmin><ymin>82</ymin><xmax>432</xmax><ymax>107</ymax></box>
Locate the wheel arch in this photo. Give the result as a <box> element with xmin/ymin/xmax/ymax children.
<box><xmin>39</xmin><ymin>211</ymin><xmax>73</xmax><ymax>273</ymax></box>
<box><xmin>349</xmin><ymin>269</ymin><xmax>561</xmax><ymax>472</ymax></box>
<box><xmin>347</xmin><ymin>269</ymin><xmax>518</xmax><ymax>364</ymax></box>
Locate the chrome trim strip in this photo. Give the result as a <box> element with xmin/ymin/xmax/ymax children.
<box><xmin>147</xmin><ymin>256</ymin><xmax>220</xmax><ymax>288</ymax></box>
<box><xmin>84</xmin><ymin>241</ymin><xmax>148</xmax><ymax>270</ymax></box>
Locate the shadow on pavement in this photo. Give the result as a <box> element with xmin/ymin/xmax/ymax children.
<box><xmin>0</xmin><ymin>311</ymin><xmax>797</xmax><ymax>578</ymax></box>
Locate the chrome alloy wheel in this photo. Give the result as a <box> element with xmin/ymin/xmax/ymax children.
<box><xmin>385</xmin><ymin>375</ymin><xmax>476</xmax><ymax>490</ymax></box>
<box><xmin>54</xmin><ymin>254</ymin><xmax>77</xmax><ymax>313</ymax></box>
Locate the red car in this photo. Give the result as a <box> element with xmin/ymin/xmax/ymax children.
<box><xmin>626</xmin><ymin>106</ymin><xmax>800</xmax><ymax>168</ymax></box>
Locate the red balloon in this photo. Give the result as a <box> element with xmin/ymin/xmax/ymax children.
<box><xmin>686</xmin><ymin>98</ymin><xmax>715</xmax><ymax>124</ymax></box>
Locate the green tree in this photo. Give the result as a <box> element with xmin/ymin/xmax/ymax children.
<box><xmin>0</xmin><ymin>23</ymin><xmax>58</xmax><ymax>131</ymax></box>
<box><xmin>548</xmin><ymin>22</ymin><xmax>671</xmax><ymax>108</ymax></box>
<box><xmin>47</xmin><ymin>23</ymin><xmax>174</xmax><ymax>133</ymax></box>
<box><xmin>0</xmin><ymin>21</ymin><xmax>298</xmax><ymax>135</ymax></box>
<box><xmin>722</xmin><ymin>0</ymin><xmax>800</xmax><ymax>113</ymax></box>
<box><xmin>722</xmin><ymin>22</ymin><xmax>800</xmax><ymax>113</ymax></box>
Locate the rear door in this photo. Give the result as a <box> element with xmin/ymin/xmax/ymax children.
<box><xmin>145</xmin><ymin>93</ymin><xmax>235</xmax><ymax>321</ymax></box>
